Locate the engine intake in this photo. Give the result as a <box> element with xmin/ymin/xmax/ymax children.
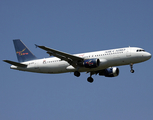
<box><xmin>99</xmin><ymin>67</ymin><xmax>119</xmax><ymax>77</ymax></box>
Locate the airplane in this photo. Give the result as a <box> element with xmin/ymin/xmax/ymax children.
<box><xmin>3</xmin><ymin>39</ymin><xmax>151</xmax><ymax>83</ymax></box>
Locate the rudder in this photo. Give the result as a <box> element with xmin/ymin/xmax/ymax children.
<box><xmin>13</xmin><ymin>39</ymin><xmax>37</xmax><ymax>62</ymax></box>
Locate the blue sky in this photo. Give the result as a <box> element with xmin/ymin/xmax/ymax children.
<box><xmin>1</xmin><ymin>0</ymin><xmax>153</xmax><ymax>120</ymax></box>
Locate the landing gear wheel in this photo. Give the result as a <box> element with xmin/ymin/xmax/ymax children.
<box><xmin>74</xmin><ymin>71</ymin><xmax>80</xmax><ymax>77</ymax></box>
<box><xmin>130</xmin><ymin>69</ymin><xmax>134</xmax><ymax>73</ymax></box>
<box><xmin>87</xmin><ymin>77</ymin><xmax>94</xmax><ymax>83</ymax></box>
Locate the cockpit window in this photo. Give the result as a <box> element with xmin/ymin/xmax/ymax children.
<box><xmin>136</xmin><ymin>49</ymin><xmax>145</xmax><ymax>52</ymax></box>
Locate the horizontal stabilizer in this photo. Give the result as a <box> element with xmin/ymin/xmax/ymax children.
<box><xmin>3</xmin><ymin>60</ymin><xmax>27</xmax><ymax>68</ymax></box>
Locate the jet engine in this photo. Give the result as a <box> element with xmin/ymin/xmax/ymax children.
<box><xmin>80</xmin><ymin>58</ymin><xmax>100</xmax><ymax>68</ymax></box>
<box><xmin>99</xmin><ymin>67</ymin><xmax>119</xmax><ymax>77</ymax></box>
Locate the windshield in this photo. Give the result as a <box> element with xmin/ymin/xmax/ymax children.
<box><xmin>136</xmin><ymin>49</ymin><xmax>145</xmax><ymax>52</ymax></box>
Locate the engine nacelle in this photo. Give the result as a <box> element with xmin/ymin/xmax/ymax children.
<box><xmin>99</xmin><ymin>67</ymin><xmax>119</xmax><ymax>77</ymax></box>
<box><xmin>83</xmin><ymin>58</ymin><xmax>100</xmax><ymax>68</ymax></box>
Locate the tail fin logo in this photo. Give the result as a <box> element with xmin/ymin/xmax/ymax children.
<box><xmin>16</xmin><ymin>48</ymin><xmax>29</xmax><ymax>56</ymax></box>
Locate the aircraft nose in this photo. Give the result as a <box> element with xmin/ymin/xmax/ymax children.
<box><xmin>146</xmin><ymin>52</ymin><xmax>151</xmax><ymax>60</ymax></box>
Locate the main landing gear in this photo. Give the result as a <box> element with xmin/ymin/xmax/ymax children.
<box><xmin>130</xmin><ymin>63</ymin><xmax>134</xmax><ymax>73</ymax></box>
<box><xmin>74</xmin><ymin>71</ymin><xmax>94</xmax><ymax>83</ymax></box>
<box><xmin>87</xmin><ymin>72</ymin><xmax>94</xmax><ymax>83</ymax></box>
<box><xmin>74</xmin><ymin>71</ymin><xmax>80</xmax><ymax>77</ymax></box>
<box><xmin>87</xmin><ymin>76</ymin><xmax>94</xmax><ymax>83</ymax></box>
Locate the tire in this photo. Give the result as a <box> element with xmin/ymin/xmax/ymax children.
<box><xmin>87</xmin><ymin>77</ymin><xmax>94</xmax><ymax>83</ymax></box>
<box><xmin>74</xmin><ymin>71</ymin><xmax>80</xmax><ymax>77</ymax></box>
<box><xmin>130</xmin><ymin>69</ymin><xmax>134</xmax><ymax>73</ymax></box>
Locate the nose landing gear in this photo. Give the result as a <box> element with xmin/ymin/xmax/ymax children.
<box><xmin>130</xmin><ymin>63</ymin><xmax>134</xmax><ymax>73</ymax></box>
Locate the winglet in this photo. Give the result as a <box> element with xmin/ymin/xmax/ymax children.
<box><xmin>36</xmin><ymin>45</ymin><xmax>53</xmax><ymax>56</ymax></box>
<box><xmin>35</xmin><ymin>44</ymin><xmax>39</xmax><ymax>48</ymax></box>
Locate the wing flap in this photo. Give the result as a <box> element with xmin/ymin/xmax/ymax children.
<box><xmin>3</xmin><ymin>60</ymin><xmax>27</xmax><ymax>68</ymax></box>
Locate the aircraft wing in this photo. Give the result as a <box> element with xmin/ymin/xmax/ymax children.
<box><xmin>36</xmin><ymin>45</ymin><xmax>84</xmax><ymax>67</ymax></box>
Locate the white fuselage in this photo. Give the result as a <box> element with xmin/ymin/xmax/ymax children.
<box><xmin>11</xmin><ymin>47</ymin><xmax>151</xmax><ymax>74</ymax></box>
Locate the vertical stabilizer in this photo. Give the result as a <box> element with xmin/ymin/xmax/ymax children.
<box><xmin>13</xmin><ymin>39</ymin><xmax>37</xmax><ymax>62</ymax></box>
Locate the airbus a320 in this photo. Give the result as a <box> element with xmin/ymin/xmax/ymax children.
<box><xmin>3</xmin><ymin>39</ymin><xmax>151</xmax><ymax>83</ymax></box>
